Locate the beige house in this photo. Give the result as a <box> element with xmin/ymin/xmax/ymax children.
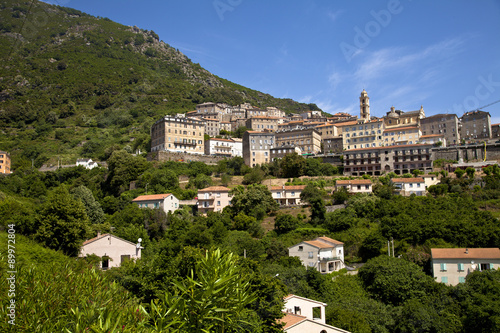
<box><xmin>269</xmin><ymin>185</ymin><xmax>306</xmax><ymax>206</ymax></box>
<box><xmin>280</xmin><ymin>294</ymin><xmax>350</xmax><ymax>333</ymax></box>
<box><xmin>431</xmin><ymin>248</ymin><xmax>500</xmax><ymax>286</ymax></box>
<box><xmin>150</xmin><ymin>116</ymin><xmax>205</xmax><ymax>155</ymax></box>
<box><xmin>422</xmin><ymin>174</ymin><xmax>439</xmax><ymax>189</ymax></box>
<box><xmin>197</xmin><ymin>186</ymin><xmax>231</xmax><ymax>214</ymax></box>
<box><xmin>391</xmin><ymin>177</ymin><xmax>426</xmax><ymax>196</ymax></box>
<box><xmin>243</xmin><ymin>131</ymin><xmax>275</xmax><ymax>167</ymax></box>
<box><xmin>80</xmin><ymin>233</ymin><xmax>142</xmax><ymax>269</ymax></box>
<box><xmin>420</xmin><ymin>113</ymin><xmax>460</xmax><ymax>146</ymax></box>
<box><xmin>289</xmin><ymin>237</ymin><xmax>345</xmax><ymax>274</ymax></box>
<box><xmin>382</xmin><ymin>125</ymin><xmax>421</xmax><ymax>146</ymax></box>
<box><xmin>132</xmin><ymin>193</ymin><xmax>180</xmax><ymax>214</ymax></box>
<box><xmin>0</xmin><ymin>151</ymin><xmax>12</xmax><ymax>174</ymax></box>
<box><xmin>203</xmin><ymin>117</ymin><xmax>221</xmax><ymax>137</ymax></box>
<box><xmin>342</xmin><ymin>118</ymin><xmax>385</xmax><ymax>150</ymax></box>
<box><xmin>335</xmin><ymin>179</ymin><xmax>373</xmax><ymax>193</ymax></box>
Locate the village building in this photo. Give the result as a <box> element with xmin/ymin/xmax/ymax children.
<box><xmin>335</xmin><ymin>179</ymin><xmax>373</xmax><ymax>194</ymax></box>
<box><xmin>80</xmin><ymin>232</ymin><xmax>142</xmax><ymax>269</ymax></box>
<box><xmin>0</xmin><ymin>151</ymin><xmax>12</xmax><ymax>174</ymax></box>
<box><xmin>132</xmin><ymin>193</ymin><xmax>180</xmax><ymax>214</ymax></box>
<box><xmin>150</xmin><ymin>116</ymin><xmax>205</xmax><ymax>155</ymax></box>
<box><xmin>289</xmin><ymin>237</ymin><xmax>345</xmax><ymax>274</ymax></box>
<box><xmin>197</xmin><ymin>186</ymin><xmax>232</xmax><ymax>214</ymax></box>
<box><xmin>242</xmin><ymin>131</ymin><xmax>275</xmax><ymax>167</ymax></box>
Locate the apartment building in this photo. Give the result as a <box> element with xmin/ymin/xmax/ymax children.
<box><xmin>342</xmin><ymin>119</ymin><xmax>385</xmax><ymax>150</ymax></box>
<box><xmin>383</xmin><ymin>105</ymin><xmax>425</xmax><ymax>128</ymax></box>
<box><xmin>492</xmin><ymin>123</ymin><xmax>500</xmax><ymax>139</ymax></box>
<box><xmin>460</xmin><ymin>110</ymin><xmax>492</xmax><ymax>142</ymax></box>
<box><xmin>245</xmin><ymin>116</ymin><xmax>280</xmax><ymax>132</ymax></box>
<box><xmin>270</xmin><ymin>146</ymin><xmax>301</xmax><ymax>161</ymax></box>
<box><xmin>197</xmin><ymin>186</ymin><xmax>232</xmax><ymax>214</ymax></box>
<box><xmin>278</xmin><ymin>120</ymin><xmax>305</xmax><ymax>131</ymax></box>
<box><xmin>246</xmin><ymin>108</ymin><xmax>268</xmax><ymax>118</ymax></box>
<box><xmin>203</xmin><ymin>117</ymin><xmax>220</xmax><ymax>137</ymax></box>
<box><xmin>196</xmin><ymin>102</ymin><xmax>224</xmax><ymax>115</ymax></box>
<box><xmin>243</xmin><ymin>131</ymin><xmax>275</xmax><ymax>167</ymax></box>
<box><xmin>419</xmin><ymin>134</ymin><xmax>447</xmax><ymax>147</ymax></box>
<box><xmin>420</xmin><ymin>113</ymin><xmax>460</xmax><ymax>146</ymax></box>
<box><xmin>316</xmin><ymin>123</ymin><xmax>343</xmax><ymax>154</ymax></box>
<box><xmin>343</xmin><ymin>144</ymin><xmax>433</xmax><ymax>176</ymax></box>
<box><xmin>275</xmin><ymin>127</ymin><xmax>322</xmax><ymax>155</ymax></box>
<box><xmin>382</xmin><ymin>125</ymin><xmax>421</xmax><ymax>146</ymax></box>
<box><xmin>220</xmin><ymin>121</ymin><xmax>232</xmax><ymax>133</ymax></box>
<box><xmin>150</xmin><ymin>116</ymin><xmax>205</xmax><ymax>154</ymax></box>
<box><xmin>266</xmin><ymin>106</ymin><xmax>286</xmax><ymax>118</ymax></box>
<box><xmin>0</xmin><ymin>151</ymin><xmax>11</xmax><ymax>174</ymax></box>
<box><xmin>205</xmin><ymin>138</ymin><xmax>242</xmax><ymax>157</ymax></box>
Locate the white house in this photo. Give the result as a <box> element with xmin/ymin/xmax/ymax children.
<box><xmin>132</xmin><ymin>193</ymin><xmax>180</xmax><ymax>214</ymax></box>
<box><xmin>431</xmin><ymin>248</ymin><xmax>500</xmax><ymax>286</ymax></box>
<box><xmin>335</xmin><ymin>179</ymin><xmax>373</xmax><ymax>194</ymax></box>
<box><xmin>422</xmin><ymin>174</ymin><xmax>439</xmax><ymax>189</ymax></box>
<box><xmin>269</xmin><ymin>185</ymin><xmax>306</xmax><ymax>206</ymax></box>
<box><xmin>204</xmin><ymin>138</ymin><xmax>243</xmax><ymax>157</ymax></box>
<box><xmin>280</xmin><ymin>294</ymin><xmax>350</xmax><ymax>333</ymax></box>
<box><xmin>289</xmin><ymin>237</ymin><xmax>345</xmax><ymax>274</ymax></box>
<box><xmin>76</xmin><ymin>158</ymin><xmax>98</xmax><ymax>169</ymax></box>
<box><xmin>80</xmin><ymin>233</ymin><xmax>142</xmax><ymax>269</ymax></box>
<box><xmin>390</xmin><ymin>177</ymin><xmax>426</xmax><ymax>196</ymax></box>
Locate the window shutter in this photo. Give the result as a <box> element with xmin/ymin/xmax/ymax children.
<box><xmin>458</xmin><ymin>263</ymin><xmax>464</xmax><ymax>271</ymax></box>
<box><xmin>458</xmin><ymin>277</ymin><xmax>465</xmax><ymax>283</ymax></box>
<box><xmin>440</xmin><ymin>263</ymin><xmax>447</xmax><ymax>271</ymax></box>
<box><xmin>441</xmin><ymin>277</ymin><xmax>448</xmax><ymax>283</ymax></box>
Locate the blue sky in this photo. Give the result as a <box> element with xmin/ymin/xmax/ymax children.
<box><xmin>45</xmin><ymin>0</ymin><xmax>500</xmax><ymax>123</ymax></box>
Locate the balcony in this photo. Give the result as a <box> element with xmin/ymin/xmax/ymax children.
<box><xmin>319</xmin><ymin>256</ymin><xmax>340</xmax><ymax>262</ymax></box>
<box><xmin>175</xmin><ymin>141</ymin><xmax>197</xmax><ymax>147</ymax></box>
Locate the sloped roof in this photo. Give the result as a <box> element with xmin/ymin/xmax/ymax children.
<box><xmin>269</xmin><ymin>185</ymin><xmax>307</xmax><ymax>191</ymax></box>
<box><xmin>391</xmin><ymin>177</ymin><xmax>425</xmax><ymax>183</ymax></box>
<box><xmin>336</xmin><ymin>179</ymin><xmax>372</xmax><ymax>185</ymax></box>
<box><xmin>431</xmin><ymin>248</ymin><xmax>500</xmax><ymax>259</ymax></box>
<box><xmin>82</xmin><ymin>233</ymin><xmax>137</xmax><ymax>247</ymax></box>
<box><xmin>279</xmin><ymin>313</ymin><xmax>307</xmax><ymax>329</ymax></box>
<box><xmin>317</xmin><ymin>236</ymin><xmax>344</xmax><ymax>245</ymax></box>
<box><xmin>420</xmin><ymin>134</ymin><xmax>445</xmax><ymax>138</ymax></box>
<box><xmin>198</xmin><ymin>186</ymin><xmax>230</xmax><ymax>192</ymax></box>
<box><xmin>132</xmin><ymin>194</ymin><xmax>173</xmax><ymax>202</ymax></box>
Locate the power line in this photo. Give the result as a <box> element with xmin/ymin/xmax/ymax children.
<box><xmin>465</xmin><ymin>99</ymin><xmax>500</xmax><ymax>114</ymax></box>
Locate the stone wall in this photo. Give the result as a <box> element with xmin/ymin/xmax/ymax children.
<box><xmin>148</xmin><ymin>151</ymin><xmax>226</xmax><ymax>164</ymax></box>
<box><xmin>433</xmin><ymin>143</ymin><xmax>500</xmax><ymax>162</ymax></box>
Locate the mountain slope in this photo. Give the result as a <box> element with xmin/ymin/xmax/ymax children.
<box><xmin>0</xmin><ymin>0</ymin><xmax>320</xmax><ymax>167</ymax></box>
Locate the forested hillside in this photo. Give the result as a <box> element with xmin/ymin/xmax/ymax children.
<box><xmin>0</xmin><ymin>0</ymin><xmax>319</xmax><ymax>168</ymax></box>
<box><xmin>1</xmin><ymin>155</ymin><xmax>500</xmax><ymax>332</ymax></box>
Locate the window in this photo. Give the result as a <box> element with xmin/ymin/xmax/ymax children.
<box><xmin>440</xmin><ymin>263</ymin><xmax>447</xmax><ymax>271</ymax></box>
<box><xmin>459</xmin><ymin>277</ymin><xmax>465</xmax><ymax>283</ymax></box>
<box><xmin>217</xmin><ymin>201</ymin><xmax>221</xmax><ymax>206</ymax></box>
<box><xmin>441</xmin><ymin>276</ymin><xmax>448</xmax><ymax>283</ymax></box>
<box><xmin>291</xmin><ymin>191</ymin><xmax>295</xmax><ymax>196</ymax></box>
<box><xmin>458</xmin><ymin>263</ymin><xmax>464</xmax><ymax>271</ymax></box>
<box><xmin>308</xmin><ymin>252</ymin><xmax>314</xmax><ymax>259</ymax></box>
<box><xmin>308</xmin><ymin>262</ymin><xmax>315</xmax><ymax>267</ymax></box>
<box><xmin>298</xmin><ymin>246</ymin><xmax>303</xmax><ymax>251</ymax></box>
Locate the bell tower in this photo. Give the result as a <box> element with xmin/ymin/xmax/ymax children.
<box><xmin>360</xmin><ymin>89</ymin><xmax>370</xmax><ymax>122</ymax></box>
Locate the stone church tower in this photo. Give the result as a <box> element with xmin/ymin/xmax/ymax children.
<box><xmin>360</xmin><ymin>89</ymin><xmax>370</xmax><ymax>122</ymax></box>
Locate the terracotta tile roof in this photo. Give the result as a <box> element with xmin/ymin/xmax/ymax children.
<box><xmin>431</xmin><ymin>248</ymin><xmax>500</xmax><ymax>259</ymax></box>
<box><xmin>391</xmin><ymin>177</ymin><xmax>425</xmax><ymax>183</ymax></box>
<box><xmin>246</xmin><ymin>131</ymin><xmax>273</xmax><ymax>134</ymax></box>
<box><xmin>315</xmin><ymin>123</ymin><xmax>334</xmax><ymax>128</ymax></box>
<box><xmin>198</xmin><ymin>186</ymin><xmax>230</xmax><ymax>192</ymax></box>
<box><xmin>210</xmin><ymin>138</ymin><xmax>235</xmax><ymax>143</ymax></box>
<box><xmin>303</xmin><ymin>240</ymin><xmax>334</xmax><ymax>248</ymax></box>
<box><xmin>317</xmin><ymin>236</ymin><xmax>344</xmax><ymax>245</ymax></box>
<box><xmin>279</xmin><ymin>313</ymin><xmax>307</xmax><ymax>329</ymax></box>
<box><xmin>269</xmin><ymin>185</ymin><xmax>307</xmax><ymax>191</ymax></box>
<box><xmin>420</xmin><ymin>134</ymin><xmax>444</xmax><ymax>138</ymax></box>
<box><xmin>132</xmin><ymin>194</ymin><xmax>172</xmax><ymax>202</ymax></box>
<box><xmin>334</xmin><ymin>121</ymin><xmax>358</xmax><ymax>127</ymax></box>
<box><xmin>336</xmin><ymin>179</ymin><xmax>372</xmax><ymax>185</ymax></box>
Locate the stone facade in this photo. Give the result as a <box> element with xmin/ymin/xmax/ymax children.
<box><xmin>245</xmin><ymin>116</ymin><xmax>280</xmax><ymax>132</ymax></box>
<box><xmin>460</xmin><ymin>110</ymin><xmax>492</xmax><ymax>142</ymax></box>
<box><xmin>275</xmin><ymin>127</ymin><xmax>322</xmax><ymax>155</ymax></box>
<box><xmin>243</xmin><ymin>131</ymin><xmax>275</xmax><ymax>167</ymax></box>
<box><xmin>420</xmin><ymin>113</ymin><xmax>460</xmax><ymax>146</ymax></box>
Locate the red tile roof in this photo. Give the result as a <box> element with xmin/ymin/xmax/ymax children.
<box><xmin>420</xmin><ymin>134</ymin><xmax>444</xmax><ymax>138</ymax></box>
<box><xmin>132</xmin><ymin>194</ymin><xmax>173</xmax><ymax>202</ymax></box>
<box><xmin>317</xmin><ymin>236</ymin><xmax>344</xmax><ymax>245</ymax></box>
<box><xmin>279</xmin><ymin>313</ymin><xmax>307</xmax><ymax>329</ymax></box>
<box><xmin>383</xmin><ymin>126</ymin><xmax>419</xmax><ymax>132</ymax></box>
<box><xmin>336</xmin><ymin>179</ymin><xmax>372</xmax><ymax>185</ymax></box>
<box><xmin>431</xmin><ymin>248</ymin><xmax>500</xmax><ymax>259</ymax></box>
<box><xmin>391</xmin><ymin>177</ymin><xmax>425</xmax><ymax>183</ymax></box>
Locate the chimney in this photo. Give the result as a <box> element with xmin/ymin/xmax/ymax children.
<box><xmin>466</xmin><ymin>248</ymin><xmax>469</xmax><ymax>254</ymax></box>
<box><xmin>97</xmin><ymin>231</ymin><xmax>101</xmax><ymax>237</ymax></box>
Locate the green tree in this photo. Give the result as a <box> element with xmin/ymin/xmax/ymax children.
<box><xmin>454</xmin><ymin>168</ymin><xmax>466</xmax><ymax>179</ymax></box>
<box><xmin>234</xmin><ymin>126</ymin><xmax>249</xmax><ymax>138</ymax></box>
<box><xmin>188</xmin><ymin>173</ymin><xmax>213</xmax><ymax>189</ymax></box>
<box><xmin>300</xmin><ymin>184</ymin><xmax>325</xmax><ymax>223</ymax></box>
<box><xmin>35</xmin><ymin>186</ymin><xmax>91</xmax><ymax>256</ymax></box>
<box><xmin>229</xmin><ymin>184</ymin><xmax>278</xmax><ymax>220</ymax></box>
<box><xmin>150</xmin><ymin>249</ymin><xmax>257</xmax><ymax>332</ymax></box>
<box><xmin>106</xmin><ymin>150</ymin><xmax>150</xmax><ymax>195</ymax></box>
<box><xmin>70</xmin><ymin>185</ymin><xmax>105</xmax><ymax>224</ymax></box>
<box><xmin>274</xmin><ymin>214</ymin><xmax>299</xmax><ymax>234</ymax></box>
<box><xmin>243</xmin><ymin>167</ymin><xmax>265</xmax><ymax>185</ymax></box>
<box><xmin>465</xmin><ymin>167</ymin><xmax>475</xmax><ymax>179</ymax></box>
<box><xmin>280</xmin><ymin>153</ymin><xmax>306</xmax><ymax>178</ymax></box>
<box><xmin>332</xmin><ymin>187</ymin><xmax>349</xmax><ymax>204</ymax></box>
